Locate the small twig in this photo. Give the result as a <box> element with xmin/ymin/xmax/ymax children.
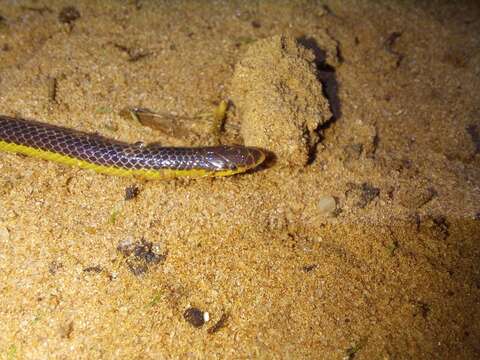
<box><xmin>48</xmin><ymin>77</ymin><xmax>58</xmax><ymax>103</ymax></box>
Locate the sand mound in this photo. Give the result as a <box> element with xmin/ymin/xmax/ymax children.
<box><xmin>230</xmin><ymin>35</ymin><xmax>332</xmax><ymax>166</ymax></box>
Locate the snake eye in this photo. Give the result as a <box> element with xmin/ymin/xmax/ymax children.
<box><xmin>133</xmin><ymin>141</ymin><xmax>146</xmax><ymax>148</ymax></box>
<box><xmin>226</xmin><ymin>162</ymin><xmax>238</xmax><ymax>170</ymax></box>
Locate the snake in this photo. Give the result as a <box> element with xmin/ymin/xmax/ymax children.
<box><xmin>0</xmin><ymin>115</ymin><xmax>265</xmax><ymax>179</ymax></box>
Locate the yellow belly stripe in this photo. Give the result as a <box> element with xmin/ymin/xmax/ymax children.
<box><xmin>0</xmin><ymin>140</ymin><xmax>244</xmax><ymax>179</ymax></box>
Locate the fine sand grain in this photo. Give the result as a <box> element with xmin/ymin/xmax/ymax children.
<box><xmin>0</xmin><ymin>1</ymin><xmax>479</xmax><ymax>359</ymax></box>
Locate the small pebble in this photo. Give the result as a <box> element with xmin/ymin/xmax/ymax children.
<box><xmin>124</xmin><ymin>185</ymin><xmax>140</xmax><ymax>200</ymax></box>
<box><xmin>117</xmin><ymin>237</ymin><xmax>166</xmax><ymax>276</ymax></box>
<box><xmin>183</xmin><ymin>307</ymin><xmax>205</xmax><ymax>328</ymax></box>
<box><xmin>318</xmin><ymin>195</ymin><xmax>336</xmax><ymax>215</ymax></box>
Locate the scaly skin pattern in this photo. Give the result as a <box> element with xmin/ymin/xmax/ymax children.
<box><xmin>0</xmin><ymin>116</ymin><xmax>265</xmax><ymax>179</ymax></box>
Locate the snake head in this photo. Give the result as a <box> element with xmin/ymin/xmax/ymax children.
<box><xmin>205</xmin><ymin>145</ymin><xmax>266</xmax><ymax>173</ymax></box>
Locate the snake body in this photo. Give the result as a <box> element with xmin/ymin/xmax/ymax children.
<box><xmin>0</xmin><ymin>115</ymin><xmax>265</xmax><ymax>179</ymax></box>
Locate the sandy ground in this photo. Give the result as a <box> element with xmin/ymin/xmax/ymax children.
<box><xmin>0</xmin><ymin>0</ymin><xmax>479</xmax><ymax>359</ymax></box>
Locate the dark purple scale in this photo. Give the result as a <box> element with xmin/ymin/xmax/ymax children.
<box><xmin>0</xmin><ymin>115</ymin><xmax>264</xmax><ymax>173</ymax></box>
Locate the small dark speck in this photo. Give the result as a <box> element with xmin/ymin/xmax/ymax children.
<box><xmin>384</xmin><ymin>32</ymin><xmax>402</xmax><ymax>50</ymax></box>
<box><xmin>433</xmin><ymin>215</ymin><xmax>449</xmax><ymax>238</ymax></box>
<box><xmin>302</xmin><ymin>264</ymin><xmax>317</xmax><ymax>272</ymax></box>
<box><xmin>113</xmin><ymin>43</ymin><xmax>152</xmax><ymax>62</ymax></box>
<box><xmin>83</xmin><ymin>265</ymin><xmax>103</xmax><ymax>273</ymax></box>
<box><xmin>251</xmin><ymin>20</ymin><xmax>261</xmax><ymax>28</ymax></box>
<box><xmin>117</xmin><ymin>238</ymin><xmax>166</xmax><ymax>276</ymax></box>
<box><xmin>208</xmin><ymin>313</ymin><xmax>229</xmax><ymax>334</ymax></box>
<box><xmin>133</xmin><ymin>240</ymin><xmax>165</xmax><ymax>264</ymax></box>
<box><xmin>49</xmin><ymin>261</ymin><xmax>63</xmax><ymax>275</ymax></box>
<box><xmin>416</xmin><ymin>301</ymin><xmax>431</xmax><ymax>319</ymax></box>
<box><xmin>125</xmin><ymin>185</ymin><xmax>140</xmax><ymax>200</ymax></box>
<box><xmin>359</xmin><ymin>182</ymin><xmax>380</xmax><ymax>208</ymax></box>
<box><xmin>59</xmin><ymin>321</ymin><xmax>74</xmax><ymax>339</ymax></box>
<box><xmin>59</xmin><ymin>6</ymin><xmax>80</xmax><ymax>24</ymax></box>
<box><xmin>466</xmin><ymin>124</ymin><xmax>480</xmax><ymax>154</ymax></box>
<box><xmin>347</xmin><ymin>182</ymin><xmax>380</xmax><ymax>208</ymax></box>
<box><xmin>183</xmin><ymin>307</ymin><xmax>205</xmax><ymax>328</ymax></box>
<box><xmin>134</xmin><ymin>0</ymin><xmax>143</xmax><ymax>10</ymax></box>
<box><xmin>384</xmin><ymin>31</ymin><xmax>403</xmax><ymax>67</ymax></box>
<box><xmin>411</xmin><ymin>299</ymin><xmax>431</xmax><ymax>319</ymax></box>
<box><xmin>128</xmin><ymin>263</ymin><xmax>148</xmax><ymax>276</ymax></box>
<box><xmin>322</xmin><ymin>4</ymin><xmax>333</xmax><ymax>15</ymax></box>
